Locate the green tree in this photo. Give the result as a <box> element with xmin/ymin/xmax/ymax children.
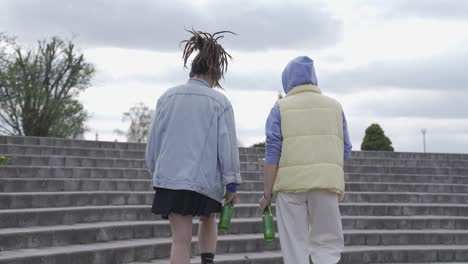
<box><xmin>252</xmin><ymin>142</ymin><xmax>265</xmax><ymax>148</ymax></box>
<box><xmin>361</xmin><ymin>123</ymin><xmax>394</xmax><ymax>151</ymax></box>
<box><xmin>115</xmin><ymin>102</ymin><xmax>154</xmax><ymax>143</ymax></box>
<box><xmin>0</xmin><ymin>34</ymin><xmax>94</xmax><ymax>137</ymax></box>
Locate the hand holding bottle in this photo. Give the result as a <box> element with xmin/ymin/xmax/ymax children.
<box><xmin>218</xmin><ymin>194</ymin><xmax>234</xmax><ymax>232</ymax></box>
<box><xmin>224</xmin><ymin>191</ymin><xmax>238</xmax><ymax>205</ymax></box>
<box><xmin>258</xmin><ymin>192</ymin><xmax>272</xmax><ymax>212</ymax></box>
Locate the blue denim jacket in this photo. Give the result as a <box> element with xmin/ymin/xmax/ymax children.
<box><xmin>145</xmin><ymin>78</ymin><xmax>242</xmax><ymax>202</ymax></box>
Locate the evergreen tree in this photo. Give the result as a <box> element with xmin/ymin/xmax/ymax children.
<box><xmin>361</xmin><ymin>123</ymin><xmax>394</xmax><ymax>151</ymax></box>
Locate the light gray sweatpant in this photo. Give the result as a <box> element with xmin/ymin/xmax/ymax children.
<box><xmin>276</xmin><ymin>190</ymin><xmax>344</xmax><ymax>264</ymax></box>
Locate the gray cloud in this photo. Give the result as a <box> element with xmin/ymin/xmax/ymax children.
<box><xmin>102</xmin><ymin>63</ymin><xmax>283</xmax><ymax>92</ymax></box>
<box><xmin>223</xmin><ymin>71</ymin><xmax>282</xmax><ymax>92</ymax></box>
<box><xmin>365</xmin><ymin>0</ymin><xmax>468</xmax><ymax>20</ymax></box>
<box><xmin>348</xmin><ymin>90</ymin><xmax>468</xmax><ymax>119</ymax></box>
<box><xmin>321</xmin><ymin>48</ymin><xmax>468</xmax><ymax>93</ymax></box>
<box><xmin>176</xmin><ymin>46</ymin><xmax>468</xmax><ymax>98</ymax></box>
<box><xmin>1</xmin><ymin>0</ymin><xmax>342</xmax><ymax>51</ymax></box>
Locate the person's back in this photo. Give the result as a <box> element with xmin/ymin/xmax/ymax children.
<box><xmin>148</xmin><ymin>78</ymin><xmax>237</xmax><ymax>201</ymax></box>
<box><xmin>275</xmin><ymin>78</ymin><xmax>345</xmax><ymax>199</ymax></box>
<box><xmin>259</xmin><ymin>56</ymin><xmax>352</xmax><ymax>264</ymax></box>
<box><xmin>145</xmin><ymin>30</ymin><xmax>241</xmax><ymax>264</ymax></box>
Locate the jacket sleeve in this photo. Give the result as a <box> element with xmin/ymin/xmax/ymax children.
<box><xmin>265</xmin><ymin>103</ymin><xmax>283</xmax><ymax>165</ymax></box>
<box><xmin>218</xmin><ymin>105</ymin><xmax>242</xmax><ymax>186</ymax></box>
<box><xmin>145</xmin><ymin>101</ymin><xmax>162</xmax><ymax>175</ymax></box>
<box><xmin>342</xmin><ymin>111</ymin><xmax>353</xmax><ymax>160</ymax></box>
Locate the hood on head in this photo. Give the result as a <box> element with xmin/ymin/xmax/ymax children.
<box><xmin>281</xmin><ymin>56</ymin><xmax>317</xmax><ymax>94</ymax></box>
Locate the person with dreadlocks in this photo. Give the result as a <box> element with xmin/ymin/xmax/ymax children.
<box><xmin>145</xmin><ymin>30</ymin><xmax>241</xmax><ymax>264</ymax></box>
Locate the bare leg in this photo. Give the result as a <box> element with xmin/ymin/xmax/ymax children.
<box><xmin>169</xmin><ymin>213</ymin><xmax>193</xmax><ymax>264</ymax></box>
<box><xmin>198</xmin><ymin>213</ymin><xmax>218</xmax><ymax>254</ymax></box>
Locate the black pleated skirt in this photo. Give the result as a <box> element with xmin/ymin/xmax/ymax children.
<box><xmin>152</xmin><ymin>187</ymin><xmax>222</xmax><ymax>220</ymax></box>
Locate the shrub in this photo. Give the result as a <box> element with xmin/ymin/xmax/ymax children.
<box><xmin>361</xmin><ymin>124</ymin><xmax>394</xmax><ymax>151</ymax></box>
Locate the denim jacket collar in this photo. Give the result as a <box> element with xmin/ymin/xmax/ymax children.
<box><xmin>188</xmin><ymin>77</ymin><xmax>211</xmax><ymax>88</ymax></box>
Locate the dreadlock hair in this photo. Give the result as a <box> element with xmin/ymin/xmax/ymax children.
<box><xmin>180</xmin><ymin>29</ymin><xmax>235</xmax><ymax>89</ymax></box>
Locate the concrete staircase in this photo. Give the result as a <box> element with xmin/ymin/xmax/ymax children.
<box><xmin>1</xmin><ymin>136</ymin><xmax>468</xmax><ymax>264</ymax></box>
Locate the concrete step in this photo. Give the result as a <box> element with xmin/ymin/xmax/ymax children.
<box><xmin>131</xmin><ymin>251</ymin><xmax>468</xmax><ymax>264</ymax></box>
<box><xmin>3</xmin><ymin>135</ymin><xmax>468</xmax><ymax>159</ymax></box>
<box><xmin>343</xmin><ymin>229</ymin><xmax>468</xmax><ymax>246</ymax></box>
<box><xmin>344</xmin><ymin>173</ymin><xmax>468</xmax><ymax>184</ymax></box>
<box><xmin>342</xmin><ymin>245</ymin><xmax>468</xmax><ymax>263</ymax></box>
<box><xmin>0</xmin><ymin>200</ymin><xmax>468</xmax><ymax>233</ymax></box>
<box><xmin>4</xmin><ymin>190</ymin><xmax>468</xmax><ymax>209</ymax></box>
<box><xmin>344</xmin><ymin>182</ymin><xmax>468</xmax><ymax>193</ymax></box>
<box><xmin>344</xmin><ymin>158</ymin><xmax>468</xmax><ymax>168</ymax></box>
<box><xmin>0</xmin><ymin>145</ymin><xmax>263</xmax><ymax>160</ymax></box>
<box><xmin>4</xmin><ymin>155</ymin><xmax>265</xmax><ymax>170</ymax></box>
<box><xmin>243</xmin><ymin>165</ymin><xmax>468</xmax><ymax>180</ymax></box>
<box><xmin>132</xmin><ymin>245</ymin><xmax>468</xmax><ymax>263</ymax></box>
<box><xmin>342</xmin><ymin>216</ymin><xmax>468</xmax><ymax>230</ymax></box>
<box><xmin>2</xmin><ymin>176</ymin><xmax>468</xmax><ymax>193</ymax></box>
<box><xmin>0</xmin><ymin>178</ymin><xmax>152</xmax><ymax>192</ymax></box>
<box><xmin>2</xmin><ymin>216</ymin><xmax>468</xmax><ymax>251</ymax></box>
<box><xmin>258</xmin><ymin>150</ymin><xmax>468</xmax><ymax>161</ymax></box>
<box><xmin>342</xmin><ymin>165</ymin><xmax>468</xmax><ymax>176</ymax></box>
<box><xmin>352</xmin><ymin>150</ymin><xmax>468</xmax><ymax>160</ymax></box>
<box><xmin>247</xmin><ymin>158</ymin><xmax>468</xmax><ymax>171</ymax></box>
<box><xmin>291</xmin><ymin>173</ymin><xmax>468</xmax><ymax>185</ymax></box>
<box><xmin>0</xmin><ymin>220</ymin><xmax>168</xmax><ymax>252</ymax></box>
<box><xmin>0</xmin><ymin>166</ymin><xmax>151</xmax><ymax>179</ymax></box>
<box><xmin>0</xmin><ymin>234</ymin><xmax>279</xmax><ymax>264</ymax></box>
<box><xmin>350</xmin><ymin>165</ymin><xmax>468</xmax><ymax>176</ymax></box>
<box><xmin>2</xmin><ymin>203</ymin><xmax>468</xmax><ymax>228</ymax></box>
<box><xmin>16</xmin><ymin>152</ymin><xmax>465</xmax><ymax>168</ymax></box>
<box><xmin>0</xmin><ymin>135</ymin><xmax>146</xmax><ymax>151</ymax></box>
<box><xmin>6</xmin><ymin>154</ymin><xmax>146</xmax><ymax>168</ymax></box>
<box><xmin>244</xmin><ymin>171</ymin><xmax>468</xmax><ymax>183</ymax></box>
<box><xmin>2</xmin><ymin>233</ymin><xmax>468</xmax><ymax>264</ymax></box>
<box><xmin>0</xmin><ymin>205</ymin><xmax>155</xmax><ymax>228</ymax></box>
<box><xmin>0</xmin><ymin>136</ymin><xmax>264</xmax><ymax>155</ymax></box>
<box><xmin>0</xmin><ymin>177</ymin><xmax>207</xmax><ymax>192</ymax></box>
<box><xmin>5</xmin><ymin>144</ymin><xmax>468</xmax><ymax>167</ymax></box>
<box><xmin>3</xmin><ymin>165</ymin><xmax>468</xmax><ymax>187</ymax></box>
<box><xmin>1</xmin><ymin>144</ymin><xmax>146</xmax><ymax>159</ymax></box>
<box><xmin>343</xmin><ymin>192</ymin><xmax>468</xmax><ymax>204</ymax></box>
<box><xmin>0</xmin><ymin>191</ymin><xmax>154</xmax><ymax>209</ymax></box>
<box><xmin>137</xmin><ymin>251</ymin><xmax>283</xmax><ymax>264</ymax></box>
<box><xmin>0</xmin><ymin>219</ymin><xmax>272</xmax><ymax>251</ymax></box>
<box><xmin>185</xmin><ymin>251</ymin><xmax>283</xmax><ymax>264</ymax></box>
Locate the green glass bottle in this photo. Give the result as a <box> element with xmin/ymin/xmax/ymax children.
<box><xmin>218</xmin><ymin>196</ymin><xmax>232</xmax><ymax>232</ymax></box>
<box><xmin>263</xmin><ymin>205</ymin><xmax>275</xmax><ymax>242</ymax></box>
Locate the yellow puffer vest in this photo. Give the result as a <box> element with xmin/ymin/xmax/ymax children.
<box><xmin>273</xmin><ymin>84</ymin><xmax>345</xmax><ymax>200</ymax></box>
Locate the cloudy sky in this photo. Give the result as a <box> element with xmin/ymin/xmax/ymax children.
<box><xmin>1</xmin><ymin>0</ymin><xmax>468</xmax><ymax>153</ymax></box>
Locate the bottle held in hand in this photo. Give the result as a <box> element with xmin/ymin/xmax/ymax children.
<box><xmin>218</xmin><ymin>195</ymin><xmax>233</xmax><ymax>232</ymax></box>
<box><xmin>263</xmin><ymin>205</ymin><xmax>275</xmax><ymax>242</ymax></box>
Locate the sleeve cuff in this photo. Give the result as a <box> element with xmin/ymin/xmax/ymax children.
<box><xmin>226</xmin><ymin>183</ymin><xmax>238</xmax><ymax>192</ymax></box>
<box><xmin>222</xmin><ymin>173</ymin><xmax>242</xmax><ymax>186</ymax></box>
<box><xmin>265</xmin><ymin>155</ymin><xmax>280</xmax><ymax>165</ymax></box>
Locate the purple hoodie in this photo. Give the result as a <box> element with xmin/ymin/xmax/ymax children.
<box><xmin>265</xmin><ymin>56</ymin><xmax>352</xmax><ymax>164</ymax></box>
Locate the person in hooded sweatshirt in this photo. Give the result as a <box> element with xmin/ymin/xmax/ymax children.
<box><xmin>145</xmin><ymin>30</ymin><xmax>241</xmax><ymax>264</ymax></box>
<box><xmin>259</xmin><ymin>56</ymin><xmax>352</xmax><ymax>264</ymax></box>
